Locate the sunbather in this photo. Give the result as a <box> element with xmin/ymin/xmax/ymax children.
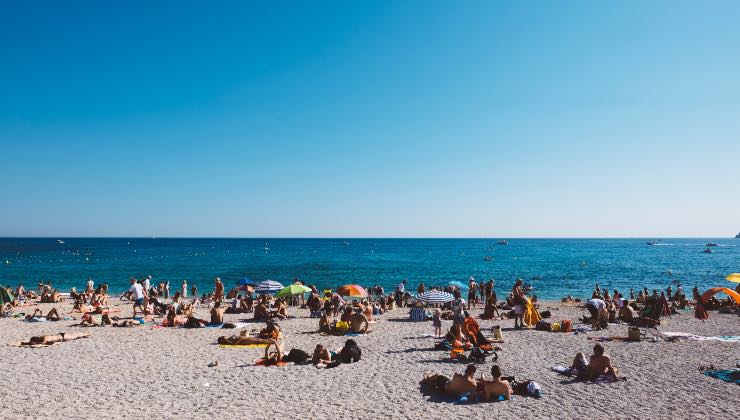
<box><xmin>349</xmin><ymin>310</ymin><xmax>369</xmax><ymax>333</ymax></box>
<box><xmin>217</xmin><ymin>330</ymin><xmax>273</xmax><ymax>345</ymax></box>
<box><xmin>578</xmin><ymin>344</ymin><xmax>620</xmax><ymax>381</ymax></box>
<box><xmin>312</xmin><ymin>344</ymin><xmax>332</xmax><ymax>365</ymax></box>
<box><xmin>211</xmin><ymin>301</ymin><xmax>226</xmax><ymax>324</ymax></box>
<box><xmin>480</xmin><ymin>365</ymin><xmax>512</xmax><ymax>401</ymax></box>
<box><xmin>444</xmin><ymin>364</ymin><xmax>478</xmax><ymax>397</ymax></box>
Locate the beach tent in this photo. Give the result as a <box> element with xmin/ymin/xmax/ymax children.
<box><xmin>701</xmin><ymin>287</ymin><xmax>740</xmax><ymax>305</ymax></box>
<box><xmin>0</xmin><ymin>287</ymin><xmax>15</xmax><ymax>305</ymax></box>
<box><xmin>726</xmin><ymin>273</ymin><xmax>740</xmax><ymax>283</ymax></box>
<box><xmin>275</xmin><ymin>284</ymin><xmax>311</xmax><ymax>298</ymax></box>
<box><xmin>255</xmin><ymin>280</ymin><xmax>284</xmax><ymax>294</ymax></box>
<box><xmin>337</xmin><ymin>284</ymin><xmax>368</xmax><ymax>298</ymax></box>
<box><xmin>416</xmin><ymin>290</ymin><xmax>454</xmax><ymax>304</ymax></box>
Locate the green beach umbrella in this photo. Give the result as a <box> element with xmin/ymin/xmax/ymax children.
<box><xmin>275</xmin><ymin>284</ymin><xmax>311</xmax><ymax>298</ymax></box>
<box><xmin>0</xmin><ymin>287</ymin><xmax>15</xmax><ymax>305</ymax></box>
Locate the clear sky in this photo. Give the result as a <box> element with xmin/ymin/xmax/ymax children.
<box><xmin>1</xmin><ymin>1</ymin><xmax>739</xmax><ymax>237</ymax></box>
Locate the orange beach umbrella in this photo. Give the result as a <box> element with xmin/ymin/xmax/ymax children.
<box><xmin>701</xmin><ymin>287</ymin><xmax>740</xmax><ymax>305</ymax></box>
<box><xmin>337</xmin><ymin>284</ymin><xmax>367</xmax><ymax>297</ymax></box>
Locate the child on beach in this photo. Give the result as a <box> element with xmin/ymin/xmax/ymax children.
<box><xmin>433</xmin><ymin>308</ymin><xmax>442</xmax><ymax>337</ymax></box>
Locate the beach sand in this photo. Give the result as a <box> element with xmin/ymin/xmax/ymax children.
<box><xmin>1</xmin><ymin>300</ymin><xmax>737</xmax><ymax>419</ymax></box>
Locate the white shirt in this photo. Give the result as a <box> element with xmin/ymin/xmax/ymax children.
<box><xmin>182</xmin><ymin>282</ymin><xmax>187</xmax><ymax>298</ymax></box>
<box><xmin>129</xmin><ymin>283</ymin><xmax>144</xmax><ymax>300</ymax></box>
<box><xmin>587</xmin><ymin>298</ymin><xmax>606</xmax><ymax>311</ymax></box>
<box><xmin>144</xmin><ymin>278</ymin><xmax>150</xmax><ymax>291</ymax></box>
<box><xmin>398</xmin><ymin>283</ymin><xmax>405</xmax><ymax>293</ymax></box>
<box><xmin>87</xmin><ymin>279</ymin><xmax>94</xmax><ymax>290</ymax></box>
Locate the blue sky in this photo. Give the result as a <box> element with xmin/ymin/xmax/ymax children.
<box><xmin>1</xmin><ymin>1</ymin><xmax>739</xmax><ymax>237</ymax></box>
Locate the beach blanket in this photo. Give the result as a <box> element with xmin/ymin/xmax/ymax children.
<box><xmin>219</xmin><ymin>343</ymin><xmax>269</xmax><ymax>349</ymax></box>
<box><xmin>702</xmin><ymin>369</ymin><xmax>740</xmax><ymax>385</ymax></box>
<box><xmin>661</xmin><ymin>332</ymin><xmax>740</xmax><ymax>342</ymax></box>
<box><xmin>551</xmin><ymin>366</ymin><xmax>622</xmax><ymax>384</ymax></box>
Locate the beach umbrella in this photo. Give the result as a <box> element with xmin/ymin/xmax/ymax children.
<box><xmin>337</xmin><ymin>284</ymin><xmax>368</xmax><ymax>298</ymax></box>
<box><xmin>0</xmin><ymin>287</ymin><xmax>15</xmax><ymax>305</ymax></box>
<box><xmin>275</xmin><ymin>284</ymin><xmax>311</xmax><ymax>298</ymax></box>
<box><xmin>726</xmin><ymin>273</ymin><xmax>740</xmax><ymax>283</ymax></box>
<box><xmin>448</xmin><ymin>280</ymin><xmax>469</xmax><ymax>289</ymax></box>
<box><xmin>416</xmin><ymin>290</ymin><xmax>454</xmax><ymax>304</ymax></box>
<box><xmin>701</xmin><ymin>287</ymin><xmax>740</xmax><ymax>305</ymax></box>
<box><xmin>238</xmin><ymin>277</ymin><xmax>258</xmax><ymax>286</ymax></box>
<box><xmin>238</xmin><ymin>285</ymin><xmax>254</xmax><ymax>293</ymax></box>
<box><xmin>255</xmin><ymin>280</ymin><xmax>284</xmax><ymax>294</ymax></box>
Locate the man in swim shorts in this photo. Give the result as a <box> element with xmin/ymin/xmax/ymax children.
<box><xmin>129</xmin><ymin>278</ymin><xmax>145</xmax><ymax>318</ymax></box>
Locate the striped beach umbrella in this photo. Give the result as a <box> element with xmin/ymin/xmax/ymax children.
<box><xmin>416</xmin><ymin>290</ymin><xmax>454</xmax><ymax>303</ymax></box>
<box><xmin>337</xmin><ymin>284</ymin><xmax>368</xmax><ymax>298</ymax></box>
<box><xmin>255</xmin><ymin>280</ymin><xmax>284</xmax><ymax>294</ymax></box>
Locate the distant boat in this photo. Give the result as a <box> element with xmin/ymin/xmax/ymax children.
<box><xmin>497</xmin><ymin>240</ymin><xmax>508</xmax><ymax>245</ymax></box>
<box><xmin>484</xmin><ymin>256</ymin><xmax>493</xmax><ymax>261</ymax></box>
<box><xmin>735</xmin><ymin>232</ymin><xmax>740</xmax><ymax>239</ymax></box>
<box><xmin>57</xmin><ymin>240</ymin><xmax>64</xmax><ymax>244</ymax></box>
<box><xmin>646</xmin><ymin>240</ymin><xmax>661</xmax><ymax>246</ymax></box>
<box><xmin>702</xmin><ymin>248</ymin><xmax>713</xmax><ymax>253</ymax></box>
<box><xmin>705</xmin><ymin>242</ymin><xmax>718</xmax><ymax>247</ymax></box>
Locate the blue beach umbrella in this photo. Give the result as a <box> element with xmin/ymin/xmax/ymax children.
<box><xmin>448</xmin><ymin>280</ymin><xmax>469</xmax><ymax>289</ymax></box>
<box><xmin>255</xmin><ymin>280</ymin><xmax>284</xmax><ymax>294</ymax></box>
<box><xmin>238</xmin><ymin>277</ymin><xmax>258</xmax><ymax>286</ymax></box>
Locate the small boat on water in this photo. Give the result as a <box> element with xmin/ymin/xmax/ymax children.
<box><xmin>702</xmin><ymin>248</ymin><xmax>713</xmax><ymax>253</ymax></box>
<box><xmin>497</xmin><ymin>240</ymin><xmax>508</xmax><ymax>245</ymax></box>
<box><xmin>735</xmin><ymin>232</ymin><xmax>740</xmax><ymax>239</ymax></box>
<box><xmin>484</xmin><ymin>256</ymin><xmax>493</xmax><ymax>261</ymax></box>
<box><xmin>705</xmin><ymin>242</ymin><xmax>718</xmax><ymax>247</ymax></box>
<box><xmin>646</xmin><ymin>240</ymin><xmax>661</xmax><ymax>246</ymax></box>
<box><xmin>57</xmin><ymin>239</ymin><xmax>64</xmax><ymax>244</ymax></box>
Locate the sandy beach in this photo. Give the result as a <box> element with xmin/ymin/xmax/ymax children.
<box><xmin>1</xmin><ymin>299</ymin><xmax>737</xmax><ymax>420</ymax></box>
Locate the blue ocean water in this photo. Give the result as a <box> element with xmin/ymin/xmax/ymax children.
<box><xmin>0</xmin><ymin>238</ymin><xmax>737</xmax><ymax>299</ymax></box>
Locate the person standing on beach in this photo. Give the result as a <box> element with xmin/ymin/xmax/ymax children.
<box><xmin>164</xmin><ymin>281</ymin><xmax>170</xmax><ymax>299</ymax></box>
<box><xmin>192</xmin><ymin>283</ymin><xmax>198</xmax><ymax>300</ymax></box>
<box><xmin>453</xmin><ymin>290</ymin><xmax>466</xmax><ymax>325</ymax></box>
<box><xmin>467</xmin><ymin>277</ymin><xmax>478</xmax><ymax>310</ymax></box>
<box><xmin>129</xmin><ymin>278</ymin><xmax>145</xmax><ymax>318</ymax></box>
<box><xmin>143</xmin><ymin>275</ymin><xmax>151</xmax><ymax>296</ymax></box>
<box><xmin>214</xmin><ymin>278</ymin><xmax>224</xmax><ymax>303</ymax></box>
<box><xmin>182</xmin><ymin>280</ymin><xmax>188</xmax><ymax>299</ymax></box>
<box><xmin>512</xmin><ymin>279</ymin><xmax>525</xmax><ymax>329</ymax></box>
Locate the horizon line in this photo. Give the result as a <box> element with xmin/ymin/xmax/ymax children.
<box><xmin>1</xmin><ymin>235</ymin><xmax>737</xmax><ymax>240</ymax></box>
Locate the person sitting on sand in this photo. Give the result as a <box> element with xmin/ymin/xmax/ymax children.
<box><xmin>340</xmin><ymin>306</ymin><xmax>353</xmax><ymax>323</ymax></box>
<box><xmin>618</xmin><ymin>300</ymin><xmax>637</xmax><ymax>323</ymax></box>
<box><xmin>211</xmin><ymin>301</ymin><xmax>226</xmax><ymax>324</ymax></box>
<box><xmin>568</xmin><ymin>352</ymin><xmax>588</xmax><ymax>375</ymax></box>
<box><xmin>445</xmin><ymin>364</ymin><xmax>478</xmax><ymax>397</ymax></box>
<box><xmin>577</xmin><ymin>343</ymin><xmax>620</xmax><ymax>381</ymax></box>
<box><xmin>319</xmin><ymin>312</ymin><xmax>331</xmax><ymax>334</ymax></box>
<box><xmin>480</xmin><ymin>365</ymin><xmax>512</xmax><ymax>401</ymax></box>
<box><xmin>166</xmin><ymin>307</ymin><xmax>179</xmax><ymax>328</ymax></box>
<box><xmin>349</xmin><ymin>309</ymin><xmax>369</xmax><ymax>333</ymax></box>
<box><xmin>362</xmin><ymin>302</ymin><xmax>373</xmax><ymax>322</ymax></box>
<box><xmin>271</xmin><ymin>298</ymin><xmax>289</xmax><ymax>320</ymax></box>
<box><xmin>312</xmin><ymin>344</ymin><xmax>332</xmax><ymax>365</ymax></box>
<box><xmin>254</xmin><ymin>300</ymin><xmax>269</xmax><ymax>321</ymax></box>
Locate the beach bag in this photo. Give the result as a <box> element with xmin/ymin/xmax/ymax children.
<box><xmin>628</xmin><ymin>326</ymin><xmax>641</xmax><ymax>341</ymax></box>
<box><xmin>551</xmin><ymin>322</ymin><xmax>561</xmax><ymax>332</ymax></box>
<box><xmin>561</xmin><ymin>319</ymin><xmax>572</xmax><ymax>332</ymax></box>
<box><xmin>535</xmin><ymin>320</ymin><xmax>551</xmax><ymax>331</ymax></box>
<box><xmin>540</xmin><ymin>310</ymin><xmax>551</xmax><ymax>319</ymax></box>
<box><xmin>283</xmin><ymin>348</ymin><xmax>310</xmax><ymax>364</ymax></box>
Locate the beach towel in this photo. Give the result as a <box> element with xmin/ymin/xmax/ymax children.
<box><xmin>551</xmin><ymin>366</ymin><xmax>622</xmax><ymax>384</ymax></box>
<box><xmin>702</xmin><ymin>369</ymin><xmax>740</xmax><ymax>385</ymax></box>
<box><xmin>254</xmin><ymin>358</ymin><xmax>288</xmax><ymax>367</ymax></box>
<box><xmin>219</xmin><ymin>343</ymin><xmax>269</xmax><ymax>349</ymax></box>
<box><xmin>523</xmin><ymin>298</ymin><xmax>542</xmax><ymax>327</ymax></box>
<box><xmin>661</xmin><ymin>332</ymin><xmax>740</xmax><ymax>342</ymax></box>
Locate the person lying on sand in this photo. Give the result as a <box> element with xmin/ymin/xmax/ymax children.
<box><xmin>325</xmin><ymin>339</ymin><xmax>362</xmax><ymax>368</ymax></box>
<box><xmin>578</xmin><ymin>344</ymin><xmax>621</xmax><ymax>381</ymax></box>
<box><xmin>25</xmin><ymin>307</ymin><xmax>61</xmax><ymax>321</ymax></box>
<box><xmin>16</xmin><ymin>332</ymin><xmax>91</xmax><ymax>346</ymax></box>
<box><xmin>218</xmin><ymin>330</ymin><xmax>273</xmax><ymax>345</ymax></box>
<box><xmin>479</xmin><ymin>365</ymin><xmax>512</xmax><ymax>401</ymax></box>
<box><xmin>312</xmin><ymin>344</ymin><xmax>332</xmax><ymax>365</ymax></box>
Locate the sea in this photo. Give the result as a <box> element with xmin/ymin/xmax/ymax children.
<box><xmin>0</xmin><ymin>238</ymin><xmax>737</xmax><ymax>299</ymax></box>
